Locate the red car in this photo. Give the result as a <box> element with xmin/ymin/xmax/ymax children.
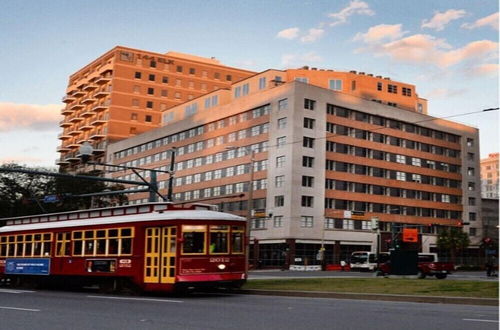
<box><xmin>379</xmin><ymin>253</ymin><xmax>454</xmax><ymax>279</ymax></box>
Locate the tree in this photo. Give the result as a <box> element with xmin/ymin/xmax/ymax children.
<box><xmin>0</xmin><ymin>164</ymin><xmax>128</xmax><ymax>218</ymax></box>
<box><xmin>437</xmin><ymin>227</ymin><xmax>470</xmax><ymax>264</ymax></box>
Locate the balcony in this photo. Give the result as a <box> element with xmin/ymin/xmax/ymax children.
<box><xmin>57</xmin><ymin>145</ymin><xmax>71</xmax><ymax>152</ymax></box>
<box><xmin>80</xmin><ymin>109</ymin><xmax>94</xmax><ymax>117</ymax></box>
<box><xmin>80</xmin><ymin>122</ymin><xmax>93</xmax><ymax>130</ymax></box>
<box><xmin>73</xmin><ymin>90</ymin><xmax>85</xmax><ymax>97</ymax></box>
<box><xmin>61</xmin><ymin>108</ymin><xmax>74</xmax><ymax>115</ymax></box>
<box><xmin>69</xmin><ymin>115</ymin><xmax>83</xmax><ymax>123</ymax></box>
<box><xmin>89</xmin><ymin>131</ymin><xmax>106</xmax><ymax>140</ymax></box>
<box><xmin>92</xmin><ymin>104</ymin><xmax>109</xmax><ymax>112</ymax></box>
<box><xmin>62</xmin><ymin>95</ymin><xmax>76</xmax><ymax>103</ymax></box>
<box><xmin>58</xmin><ymin>131</ymin><xmax>71</xmax><ymax>139</ymax></box>
<box><xmin>65</xmin><ymin>153</ymin><xmax>81</xmax><ymax>162</ymax></box>
<box><xmin>67</xmin><ymin>140</ymin><xmax>82</xmax><ymax>149</ymax></box>
<box><xmin>56</xmin><ymin>158</ymin><xmax>70</xmax><ymax>165</ymax></box>
<box><xmin>92</xmin><ymin>142</ymin><xmax>107</xmax><ymax>154</ymax></box>
<box><xmin>70</xmin><ymin>103</ymin><xmax>84</xmax><ymax>111</ymax></box>
<box><xmin>68</xmin><ymin>128</ymin><xmax>82</xmax><ymax>136</ymax></box>
<box><xmin>83</xmin><ymin>84</ymin><xmax>98</xmax><ymax>91</ymax></box>
<box><xmin>59</xmin><ymin>120</ymin><xmax>71</xmax><ymax>127</ymax></box>
<box><xmin>91</xmin><ymin>117</ymin><xmax>107</xmax><ymax>126</ymax></box>
<box><xmin>81</xmin><ymin>97</ymin><xmax>97</xmax><ymax>104</ymax></box>
<box><xmin>95</xmin><ymin>74</ymin><xmax>112</xmax><ymax>85</ymax></box>
<box><xmin>94</xmin><ymin>90</ymin><xmax>110</xmax><ymax>98</ymax></box>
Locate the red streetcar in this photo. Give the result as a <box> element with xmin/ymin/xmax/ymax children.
<box><xmin>0</xmin><ymin>203</ymin><xmax>247</xmax><ymax>292</ymax></box>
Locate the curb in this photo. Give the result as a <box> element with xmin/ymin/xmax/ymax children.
<box><xmin>239</xmin><ymin>289</ymin><xmax>499</xmax><ymax>306</ymax></box>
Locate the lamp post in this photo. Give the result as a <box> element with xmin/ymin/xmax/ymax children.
<box><xmin>78</xmin><ymin>142</ymin><xmax>175</xmax><ymax>202</ymax></box>
<box><xmin>226</xmin><ymin>146</ymin><xmax>256</xmax><ymax>272</ymax></box>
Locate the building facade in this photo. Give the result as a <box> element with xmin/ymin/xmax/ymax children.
<box><xmin>480</xmin><ymin>153</ymin><xmax>499</xmax><ymax>199</ymax></box>
<box><xmin>57</xmin><ymin>46</ymin><xmax>255</xmax><ymax>170</ymax></box>
<box><xmin>105</xmin><ymin>68</ymin><xmax>482</xmax><ymax>267</ymax></box>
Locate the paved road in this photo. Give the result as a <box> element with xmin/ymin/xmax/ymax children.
<box><xmin>0</xmin><ymin>288</ymin><xmax>497</xmax><ymax>330</ymax></box>
<box><xmin>249</xmin><ymin>270</ymin><xmax>498</xmax><ymax>281</ymax></box>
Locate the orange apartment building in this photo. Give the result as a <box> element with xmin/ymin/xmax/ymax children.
<box><xmin>106</xmin><ymin>68</ymin><xmax>482</xmax><ymax>267</ymax></box>
<box><xmin>56</xmin><ymin>46</ymin><xmax>255</xmax><ymax>169</ymax></box>
<box><xmin>480</xmin><ymin>152</ymin><xmax>499</xmax><ymax>198</ymax></box>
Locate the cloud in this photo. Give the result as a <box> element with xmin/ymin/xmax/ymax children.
<box><xmin>357</xmin><ymin>33</ymin><xmax>498</xmax><ymax>68</ymax></box>
<box><xmin>426</xmin><ymin>88</ymin><xmax>468</xmax><ymax>99</ymax></box>
<box><xmin>353</xmin><ymin>24</ymin><xmax>407</xmax><ymax>43</ymax></box>
<box><xmin>281</xmin><ymin>52</ymin><xmax>323</xmax><ymax>67</ymax></box>
<box><xmin>277</xmin><ymin>27</ymin><xmax>300</xmax><ymax>40</ymax></box>
<box><xmin>328</xmin><ymin>0</ymin><xmax>374</xmax><ymax>27</ymax></box>
<box><xmin>0</xmin><ymin>102</ymin><xmax>62</xmax><ymax>132</ymax></box>
<box><xmin>421</xmin><ymin>9</ymin><xmax>466</xmax><ymax>31</ymax></box>
<box><xmin>465</xmin><ymin>63</ymin><xmax>500</xmax><ymax>77</ymax></box>
<box><xmin>300</xmin><ymin>28</ymin><xmax>325</xmax><ymax>43</ymax></box>
<box><xmin>462</xmin><ymin>12</ymin><xmax>499</xmax><ymax>31</ymax></box>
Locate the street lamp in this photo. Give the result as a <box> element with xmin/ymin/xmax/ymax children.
<box><xmin>78</xmin><ymin>142</ymin><xmax>176</xmax><ymax>202</ymax></box>
<box><xmin>226</xmin><ymin>146</ymin><xmax>257</xmax><ymax>271</ymax></box>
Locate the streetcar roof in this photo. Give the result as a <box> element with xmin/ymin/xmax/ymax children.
<box><xmin>0</xmin><ymin>210</ymin><xmax>245</xmax><ymax>233</ymax></box>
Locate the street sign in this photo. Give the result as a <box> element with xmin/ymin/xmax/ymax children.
<box><xmin>43</xmin><ymin>195</ymin><xmax>60</xmax><ymax>203</ymax></box>
<box><xmin>402</xmin><ymin>228</ymin><xmax>419</xmax><ymax>243</ymax></box>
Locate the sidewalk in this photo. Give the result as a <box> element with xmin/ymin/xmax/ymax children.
<box><xmin>240</xmin><ymin>288</ymin><xmax>499</xmax><ymax>306</ymax></box>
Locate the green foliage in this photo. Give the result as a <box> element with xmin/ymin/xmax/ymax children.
<box><xmin>437</xmin><ymin>227</ymin><xmax>470</xmax><ymax>263</ymax></box>
<box><xmin>0</xmin><ymin>164</ymin><xmax>128</xmax><ymax>218</ymax></box>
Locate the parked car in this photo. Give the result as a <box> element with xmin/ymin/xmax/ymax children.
<box><xmin>379</xmin><ymin>253</ymin><xmax>454</xmax><ymax>279</ymax></box>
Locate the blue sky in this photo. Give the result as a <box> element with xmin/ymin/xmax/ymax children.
<box><xmin>0</xmin><ymin>0</ymin><xmax>498</xmax><ymax>167</ymax></box>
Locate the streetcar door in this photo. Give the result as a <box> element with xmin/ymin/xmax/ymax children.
<box><xmin>144</xmin><ymin>227</ymin><xmax>176</xmax><ymax>284</ymax></box>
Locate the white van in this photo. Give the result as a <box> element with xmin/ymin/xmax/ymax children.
<box><xmin>350</xmin><ymin>251</ymin><xmax>389</xmax><ymax>271</ymax></box>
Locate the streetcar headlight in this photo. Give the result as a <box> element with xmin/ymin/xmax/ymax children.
<box><xmin>217</xmin><ymin>264</ymin><xmax>226</xmax><ymax>270</ymax></box>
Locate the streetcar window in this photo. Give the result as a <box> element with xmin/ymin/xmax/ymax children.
<box><xmin>71</xmin><ymin>228</ymin><xmax>133</xmax><ymax>257</ymax></box>
<box><xmin>231</xmin><ymin>226</ymin><xmax>244</xmax><ymax>254</ymax></box>
<box><xmin>121</xmin><ymin>238</ymin><xmax>132</xmax><ymax>254</ymax></box>
<box><xmin>182</xmin><ymin>225</ymin><xmax>206</xmax><ymax>254</ymax></box>
<box><xmin>209</xmin><ymin>225</ymin><xmax>229</xmax><ymax>254</ymax></box>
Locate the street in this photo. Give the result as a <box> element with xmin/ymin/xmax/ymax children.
<box><xmin>0</xmin><ymin>287</ymin><xmax>497</xmax><ymax>330</ymax></box>
<box><xmin>248</xmin><ymin>270</ymin><xmax>498</xmax><ymax>281</ymax></box>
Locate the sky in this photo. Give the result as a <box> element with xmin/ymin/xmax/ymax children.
<box><xmin>0</xmin><ymin>0</ymin><xmax>498</xmax><ymax>168</ymax></box>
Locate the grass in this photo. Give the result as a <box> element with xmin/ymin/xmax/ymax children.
<box><xmin>244</xmin><ymin>278</ymin><xmax>499</xmax><ymax>299</ymax></box>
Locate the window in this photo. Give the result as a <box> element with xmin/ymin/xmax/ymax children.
<box><xmin>276</xmin><ymin>156</ymin><xmax>285</xmax><ymax>168</ymax></box>
<box><xmin>388</xmin><ymin>84</ymin><xmax>397</xmax><ymax>93</ymax></box>
<box><xmin>302</xmin><ymin>176</ymin><xmax>314</xmax><ymax>187</ymax></box>
<box><xmin>402</xmin><ymin>87</ymin><xmax>412</xmax><ymax>96</ymax></box>
<box><xmin>329</xmin><ymin>79</ymin><xmax>342</xmax><ymax>91</ymax></box>
<box><xmin>146</xmin><ymin>101</ymin><xmax>153</xmax><ymax>109</ymax></box>
<box><xmin>469</xmin><ymin>228</ymin><xmax>476</xmax><ymax>236</ymax></box>
<box><xmin>278</xmin><ymin>98</ymin><xmax>288</xmax><ymax>110</ymax></box>
<box><xmin>467</xmin><ymin>167</ymin><xmax>475</xmax><ymax>176</ymax></box>
<box><xmin>295</xmin><ymin>77</ymin><xmax>308</xmax><ymax>83</ymax></box>
<box><xmin>303</xmin><ymin>156</ymin><xmax>314</xmax><ymax>167</ymax></box>
<box><xmin>469</xmin><ymin>212</ymin><xmax>476</xmax><ymax>221</ymax></box>
<box><xmin>277</xmin><ymin>117</ymin><xmax>287</xmax><ymax>129</ymax></box>
<box><xmin>467</xmin><ymin>153</ymin><xmax>474</xmax><ymax>161</ymax></box>
<box><xmin>301</xmin><ymin>196</ymin><xmax>313</xmax><ymax>207</ymax></box>
<box><xmin>148</xmin><ymin>74</ymin><xmax>155</xmax><ymax>82</ymax></box>
<box><xmin>182</xmin><ymin>225</ymin><xmax>205</xmax><ymax>254</ymax></box>
<box><xmin>300</xmin><ymin>216</ymin><xmax>313</xmax><ymax>228</ymax></box>
<box><xmin>259</xmin><ymin>77</ymin><xmax>266</xmax><ymax>89</ymax></box>
<box><xmin>147</xmin><ymin>87</ymin><xmax>154</xmax><ymax>95</ymax></box>
<box><xmin>277</xmin><ymin>136</ymin><xmax>286</xmax><ymax>148</ymax></box>
<box><xmin>412</xmin><ymin>157</ymin><xmax>421</xmax><ymax>167</ymax></box>
<box><xmin>145</xmin><ymin>115</ymin><xmax>152</xmax><ymax>122</ymax></box>
<box><xmin>304</xmin><ymin>98</ymin><xmax>316</xmax><ymax>110</ymax></box>
<box><xmin>468</xmin><ymin>182</ymin><xmax>475</xmax><ymax>191</ymax></box>
<box><xmin>134</xmin><ymin>72</ymin><xmax>141</xmax><ymax>79</ymax></box>
<box><xmin>303</xmin><ymin>117</ymin><xmax>315</xmax><ymax>129</ymax></box>
<box><xmin>275</xmin><ymin>175</ymin><xmax>285</xmax><ymax>188</ymax></box>
<box><xmin>273</xmin><ymin>216</ymin><xmax>283</xmax><ymax>228</ymax></box>
<box><xmin>72</xmin><ymin>228</ymin><xmax>132</xmax><ymax>257</ymax></box>
<box><xmin>377</xmin><ymin>82</ymin><xmax>382</xmax><ymax>91</ymax></box>
<box><xmin>275</xmin><ymin>195</ymin><xmax>284</xmax><ymax>207</ymax></box>
<box><xmin>303</xmin><ymin>137</ymin><xmax>314</xmax><ymax>148</ymax></box>
<box><xmin>396</xmin><ymin>172</ymin><xmax>406</xmax><ymax>181</ymax></box>
<box><xmin>467</xmin><ymin>138</ymin><xmax>474</xmax><ymax>147</ymax></box>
